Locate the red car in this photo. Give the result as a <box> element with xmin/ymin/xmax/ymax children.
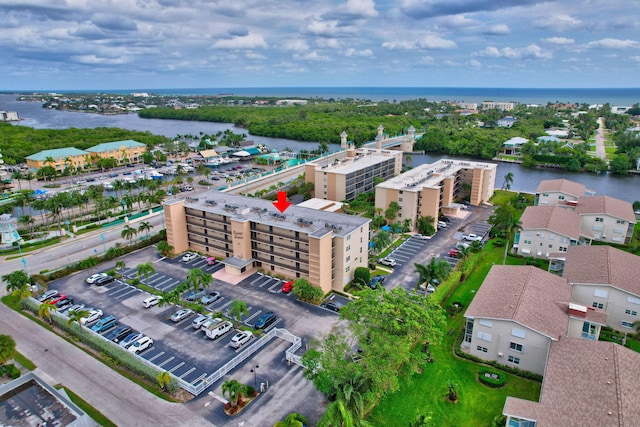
<box><xmin>48</xmin><ymin>294</ymin><xmax>67</xmax><ymax>305</ymax></box>
<box><xmin>449</xmin><ymin>249</ymin><xmax>461</xmax><ymax>258</ymax></box>
<box><xmin>282</xmin><ymin>281</ymin><xmax>294</xmax><ymax>293</ymax></box>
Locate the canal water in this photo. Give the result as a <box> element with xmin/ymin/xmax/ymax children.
<box><xmin>2</xmin><ymin>94</ymin><xmax>638</xmax><ymax>203</ymax></box>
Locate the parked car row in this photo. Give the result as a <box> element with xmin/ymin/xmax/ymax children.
<box><xmin>86</xmin><ymin>273</ymin><xmax>115</xmax><ymax>286</ymax></box>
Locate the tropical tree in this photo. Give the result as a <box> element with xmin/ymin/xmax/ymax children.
<box><xmin>371</xmin><ymin>230</ymin><xmax>391</xmax><ymax>254</ymax></box>
<box><xmin>416</xmin><ymin>215</ymin><xmax>436</xmax><ymax>236</ymax></box>
<box><xmin>38</xmin><ymin>302</ymin><xmax>57</xmax><ymax>324</ymax></box>
<box><xmin>10</xmin><ymin>170</ymin><xmax>23</xmax><ymax>191</ymax></box>
<box><xmin>273</xmin><ymin>413</ymin><xmax>309</xmax><ymax>427</ymax></box>
<box><xmin>318</xmin><ymin>400</ymin><xmax>355</xmax><ymax>427</ymax></box>
<box><xmin>229</xmin><ymin>300</ymin><xmax>249</xmax><ymax>323</ymax></box>
<box><xmin>137</xmin><ymin>262</ymin><xmax>155</xmax><ymax>287</ymax></box>
<box><xmin>19</xmin><ymin>215</ymin><xmax>35</xmax><ymax>239</ymax></box>
<box><xmin>2</xmin><ymin>270</ymin><xmax>30</xmax><ymax>293</ymax></box>
<box><xmin>414</xmin><ymin>257</ymin><xmax>452</xmax><ymax>289</ymax></box>
<box><xmin>221</xmin><ymin>379</ymin><xmax>248</xmax><ymax>407</ymax></box>
<box><xmin>66</xmin><ymin>309</ymin><xmax>90</xmax><ymax>329</ymax></box>
<box><xmin>292</xmin><ymin>278</ymin><xmax>324</xmax><ymax>304</ymax></box>
<box><xmin>115</xmin><ymin>260</ymin><xmax>126</xmax><ymax>279</ymax></box>
<box><xmin>157</xmin><ymin>371</ymin><xmax>172</xmax><ymax>390</ymax></box>
<box><xmin>186</xmin><ymin>268</ymin><xmax>213</xmax><ymax>294</ymax></box>
<box><xmin>121</xmin><ymin>225</ymin><xmax>138</xmax><ymax>243</ymax></box>
<box><xmin>157</xmin><ymin>240</ymin><xmax>173</xmax><ymax>257</ymax></box>
<box><xmin>0</xmin><ymin>334</ymin><xmax>16</xmax><ymax>365</ymax></box>
<box><xmin>502</xmin><ymin>172</ymin><xmax>514</xmax><ymax>190</ymax></box>
<box><xmin>138</xmin><ymin>221</ymin><xmax>153</xmax><ymax>237</ymax></box>
<box><xmin>13</xmin><ymin>284</ymin><xmax>32</xmax><ymax>309</ymax></box>
<box><xmin>488</xmin><ymin>203</ymin><xmax>523</xmax><ymax>264</ymax></box>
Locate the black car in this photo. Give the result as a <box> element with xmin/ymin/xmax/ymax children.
<box><xmin>108</xmin><ymin>325</ymin><xmax>133</xmax><ymax>343</ymax></box>
<box><xmin>322</xmin><ymin>302</ymin><xmax>342</xmax><ymax>312</ymax></box>
<box><xmin>254</xmin><ymin>312</ymin><xmax>277</xmax><ymax>330</ymax></box>
<box><xmin>55</xmin><ymin>297</ymin><xmax>74</xmax><ymax>310</ymax></box>
<box><xmin>94</xmin><ymin>275</ymin><xmax>115</xmax><ymax>286</ymax></box>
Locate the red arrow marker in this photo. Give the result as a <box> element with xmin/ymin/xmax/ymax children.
<box><xmin>273</xmin><ymin>191</ymin><xmax>291</xmax><ymax>213</ymax></box>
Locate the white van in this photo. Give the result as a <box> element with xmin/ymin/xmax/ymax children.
<box><xmin>205</xmin><ymin>321</ymin><xmax>233</xmax><ymax>340</ymax></box>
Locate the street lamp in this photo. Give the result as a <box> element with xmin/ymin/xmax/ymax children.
<box><xmin>21</xmin><ymin>257</ymin><xmax>27</xmax><ymax>275</ymax></box>
<box><xmin>250</xmin><ymin>364</ymin><xmax>260</xmax><ymax>390</ymax></box>
<box><xmin>99</xmin><ymin>234</ymin><xmax>106</xmax><ymax>253</ymax></box>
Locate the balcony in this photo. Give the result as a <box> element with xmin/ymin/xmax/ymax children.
<box><xmin>581</xmin><ymin>332</ymin><xmax>597</xmax><ymax>341</ymax></box>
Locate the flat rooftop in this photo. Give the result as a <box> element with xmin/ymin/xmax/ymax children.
<box><xmin>376</xmin><ymin>159</ymin><xmax>496</xmax><ymax>191</ymax></box>
<box><xmin>166</xmin><ymin>191</ymin><xmax>370</xmax><ymax>237</ymax></box>
<box><xmin>308</xmin><ymin>148</ymin><xmax>401</xmax><ymax>175</ymax></box>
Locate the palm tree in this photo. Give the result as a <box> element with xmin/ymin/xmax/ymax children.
<box><xmin>318</xmin><ymin>400</ymin><xmax>355</xmax><ymax>427</ymax></box>
<box><xmin>115</xmin><ymin>260</ymin><xmax>126</xmax><ymax>279</ymax></box>
<box><xmin>10</xmin><ymin>170</ymin><xmax>23</xmax><ymax>191</ymax></box>
<box><xmin>138</xmin><ymin>221</ymin><xmax>153</xmax><ymax>237</ymax></box>
<box><xmin>66</xmin><ymin>309</ymin><xmax>90</xmax><ymax>329</ymax></box>
<box><xmin>229</xmin><ymin>300</ymin><xmax>249</xmax><ymax>323</ymax></box>
<box><xmin>137</xmin><ymin>262</ymin><xmax>155</xmax><ymax>287</ymax></box>
<box><xmin>273</xmin><ymin>413</ymin><xmax>309</xmax><ymax>427</ymax></box>
<box><xmin>157</xmin><ymin>371</ymin><xmax>172</xmax><ymax>390</ymax></box>
<box><xmin>221</xmin><ymin>379</ymin><xmax>248</xmax><ymax>408</ymax></box>
<box><xmin>2</xmin><ymin>270</ymin><xmax>30</xmax><ymax>293</ymax></box>
<box><xmin>502</xmin><ymin>216</ymin><xmax>522</xmax><ymax>264</ymax></box>
<box><xmin>121</xmin><ymin>225</ymin><xmax>138</xmax><ymax>243</ymax></box>
<box><xmin>38</xmin><ymin>302</ymin><xmax>57</xmax><ymax>324</ymax></box>
<box><xmin>502</xmin><ymin>172</ymin><xmax>514</xmax><ymax>190</ymax></box>
<box><xmin>157</xmin><ymin>240</ymin><xmax>173</xmax><ymax>257</ymax></box>
<box><xmin>186</xmin><ymin>268</ymin><xmax>213</xmax><ymax>294</ymax></box>
<box><xmin>414</xmin><ymin>257</ymin><xmax>452</xmax><ymax>289</ymax></box>
<box><xmin>13</xmin><ymin>284</ymin><xmax>32</xmax><ymax>309</ymax></box>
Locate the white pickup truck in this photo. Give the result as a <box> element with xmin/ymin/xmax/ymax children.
<box><xmin>463</xmin><ymin>233</ymin><xmax>482</xmax><ymax>242</ymax></box>
<box><xmin>205</xmin><ymin>320</ymin><xmax>233</xmax><ymax>340</ymax></box>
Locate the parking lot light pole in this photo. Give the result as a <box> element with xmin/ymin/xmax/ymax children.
<box><xmin>250</xmin><ymin>364</ymin><xmax>259</xmax><ymax>390</ymax></box>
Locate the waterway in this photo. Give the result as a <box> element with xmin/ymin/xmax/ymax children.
<box><xmin>1</xmin><ymin>94</ymin><xmax>638</xmax><ymax>203</ymax></box>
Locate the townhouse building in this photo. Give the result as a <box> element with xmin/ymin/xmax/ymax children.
<box><xmin>85</xmin><ymin>140</ymin><xmax>146</xmax><ymax>165</ymax></box>
<box><xmin>26</xmin><ymin>147</ymin><xmax>90</xmax><ymax>172</ymax></box>
<box><xmin>515</xmin><ymin>205</ymin><xmax>591</xmax><ymax>259</ymax></box>
<box><xmin>533</xmin><ymin>179</ymin><xmax>588</xmax><ymax>207</ymax></box>
<box><xmin>375</xmin><ymin>159</ymin><xmax>496</xmax><ymax>231</ymax></box>
<box><xmin>575</xmin><ymin>195</ymin><xmax>636</xmax><ymax>244</ymax></box>
<box><xmin>163</xmin><ymin>191</ymin><xmax>370</xmax><ymax>294</ymax></box>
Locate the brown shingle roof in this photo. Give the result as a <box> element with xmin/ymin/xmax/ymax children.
<box><xmin>520</xmin><ymin>205</ymin><xmax>583</xmax><ymax>239</ymax></box>
<box><xmin>535</xmin><ymin>179</ymin><xmax>586</xmax><ymax>198</ymax></box>
<box><xmin>563</xmin><ymin>245</ymin><xmax>640</xmax><ymax>296</ymax></box>
<box><xmin>504</xmin><ymin>338</ymin><xmax>640</xmax><ymax>426</ymax></box>
<box><xmin>575</xmin><ymin>195</ymin><xmax>636</xmax><ymax>223</ymax></box>
<box><xmin>465</xmin><ymin>265</ymin><xmax>571</xmax><ymax>339</ymax></box>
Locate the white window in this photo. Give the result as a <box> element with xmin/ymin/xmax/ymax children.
<box><xmin>627</xmin><ymin>296</ymin><xmax>640</xmax><ymax>305</ymax></box>
<box><xmin>346</xmin><ymin>245</ymin><xmax>351</xmax><ymax>252</ymax></box>
<box><xmin>621</xmin><ymin>321</ymin><xmax>634</xmax><ymax>329</ymax></box>
<box><xmin>478</xmin><ymin>319</ymin><xmax>493</xmax><ymax>328</ymax></box>
<box><xmin>508</xmin><ymin>355</ymin><xmax>521</xmax><ymax>365</ymax></box>
<box><xmin>593</xmin><ymin>302</ymin><xmax>604</xmax><ymax>309</ymax></box>
<box><xmin>477</xmin><ymin>331</ymin><xmax>492</xmax><ymax>342</ymax></box>
<box><xmin>549</xmin><ymin>235</ymin><xmax>555</xmax><ymax>240</ymax></box>
<box><xmin>559</xmin><ymin>246</ymin><xmax>567</xmax><ymax>252</ymax></box>
<box><xmin>625</xmin><ymin>309</ymin><xmax>638</xmax><ymax>316</ymax></box>
<box><xmin>594</xmin><ymin>289</ymin><xmax>608</xmax><ymax>298</ymax></box>
<box><xmin>616</xmin><ymin>220</ymin><xmax>626</xmax><ymax>225</ymax></box>
<box><xmin>476</xmin><ymin>346</ymin><xmax>488</xmax><ymax>353</ymax></box>
<box><xmin>613</xmin><ymin>228</ymin><xmax>624</xmax><ymax>234</ymax></box>
<box><xmin>511</xmin><ymin>328</ymin><xmax>526</xmax><ymax>339</ymax></box>
<box><xmin>510</xmin><ymin>342</ymin><xmax>524</xmax><ymax>352</ymax></box>
<box><xmin>595</xmin><ymin>217</ymin><xmax>604</xmax><ymax>222</ymax></box>
<box><xmin>346</xmin><ymin>256</ymin><xmax>351</xmax><ymax>262</ymax></box>
<box><xmin>523</xmin><ymin>240</ymin><xmax>532</xmax><ymax>244</ymax></box>
<box><xmin>558</xmin><ymin>195</ymin><xmax>565</xmax><ymax>200</ymax></box>
<box><xmin>345</xmin><ymin>266</ymin><xmax>350</xmax><ymax>272</ymax></box>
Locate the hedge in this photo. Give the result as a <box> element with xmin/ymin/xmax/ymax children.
<box><xmin>478</xmin><ymin>370</ymin><xmax>506</xmax><ymax>388</ymax></box>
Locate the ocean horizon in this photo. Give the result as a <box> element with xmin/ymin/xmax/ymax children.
<box><xmin>3</xmin><ymin>86</ymin><xmax>640</xmax><ymax>106</ymax></box>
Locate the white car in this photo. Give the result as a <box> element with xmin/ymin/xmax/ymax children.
<box><xmin>192</xmin><ymin>314</ymin><xmax>212</xmax><ymax>329</ymax></box>
<box><xmin>80</xmin><ymin>309</ymin><xmax>103</xmax><ymax>325</ymax></box>
<box><xmin>437</xmin><ymin>221</ymin><xmax>448</xmax><ymax>228</ymax></box>
<box><xmin>411</xmin><ymin>233</ymin><xmax>430</xmax><ymax>240</ymax></box>
<box><xmin>379</xmin><ymin>257</ymin><xmax>397</xmax><ymax>267</ymax></box>
<box><xmin>86</xmin><ymin>273</ymin><xmax>108</xmax><ymax>284</ymax></box>
<box><xmin>182</xmin><ymin>252</ymin><xmax>198</xmax><ymax>262</ymax></box>
<box><xmin>229</xmin><ymin>330</ymin><xmax>254</xmax><ymax>348</ymax></box>
<box><xmin>463</xmin><ymin>233</ymin><xmax>482</xmax><ymax>242</ymax></box>
<box><xmin>142</xmin><ymin>295</ymin><xmax>162</xmax><ymax>308</ymax></box>
<box><xmin>128</xmin><ymin>336</ymin><xmax>153</xmax><ymax>354</ymax></box>
<box><xmin>170</xmin><ymin>308</ymin><xmax>193</xmax><ymax>322</ymax></box>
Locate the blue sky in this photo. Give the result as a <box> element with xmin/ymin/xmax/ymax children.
<box><xmin>1</xmin><ymin>0</ymin><xmax>639</xmax><ymax>90</ymax></box>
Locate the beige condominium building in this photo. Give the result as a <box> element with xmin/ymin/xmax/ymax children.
<box><xmin>163</xmin><ymin>191</ymin><xmax>370</xmax><ymax>294</ymax></box>
<box><xmin>304</xmin><ymin>146</ymin><xmax>403</xmax><ymax>202</ymax></box>
<box><xmin>375</xmin><ymin>159</ymin><xmax>496</xmax><ymax>230</ymax></box>
<box><xmin>85</xmin><ymin>139</ymin><xmax>146</xmax><ymax>165</ymax></box>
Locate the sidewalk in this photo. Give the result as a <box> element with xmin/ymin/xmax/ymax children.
<box><xmin>0</xmin><ymin>303</ymin><xmax>215</xmax><ymax>427</ymax></box>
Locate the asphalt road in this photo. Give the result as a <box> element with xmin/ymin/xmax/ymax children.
<box><xmin>595</xmin><ymin>116</ymin><xmax>606</xmax><ymax>160</ymax></box>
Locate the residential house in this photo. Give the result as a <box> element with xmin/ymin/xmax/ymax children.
<box><xmin>463</xmin><ymin>266</ymin><xmax>577</xmax><ymax>376</ymax></box>
<box><xmin>561</xmin><ymin>245</ymin><xmax>640</xmax><ymax>333</ymax></box>
<box><xmin>533</xmin><ymin>178</ymin><xmax>588</xmax><ymax>207</ymax></box>
<box><xmin>503</xmin><ymin>338</ymin><xmax>640</xmax><ymax>427</ymax></box>
<box><xmin>515</xmin><ymin>205</ymin><xmax>591</xmax><ymax>259</ymax></box>
<box><xmin>497</xmin><ymin>116</ymin><xmax>517</xmax><ymax>127</ymax></box>
<box><xmin>502</xmin><ymin>137</ymin><xmax>528</xmax><ymax>156</ymax></box>
<box><xmin>482</xmin><ymin>101</ymin><xmax>515</xmax><ymax>111</ymax></box>
<box><xmin>26</xmin><ymin>147</ymin><xmax>89</xmax><ymax>172</ymax></box>
<box><xmin>575</xmin><ymin>195</ymin><xmax>636</xmax><ymax>244</ymax></box>
<box><xmin>85</xmin><ymin>140</ymin><xmax>146</xmax><ymax>165</ymax></box>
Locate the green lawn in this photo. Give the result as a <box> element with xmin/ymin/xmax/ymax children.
<box><xmin>367</xmin><ymin>242</ymin><xmax>541</xmax><ymax>426</ymax></box>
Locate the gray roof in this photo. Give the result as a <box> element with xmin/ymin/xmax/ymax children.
<box><xmin>171</xmin><ymin>191</ymin><xmax>370</xmax><ymax>237</ymax></box>
<box><xmin>465</xmin><ymin>265</ymin><xmax>571</xmax><ymax>340</ymax></box>
<box><xmin>575</xmin><ymin>195</ymin><xmax>636</xmax><ymax>223</ymax></box>
<box><xmin>535</xmin><ymin>179</ymin><xmax>586</xmax><ymax>198</ymax></box>
<box><xmin>520</xmin><ymin>205</ymin><xmax>584</xmax><ymax>239</ymax></box>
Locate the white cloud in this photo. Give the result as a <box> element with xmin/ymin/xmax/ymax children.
<box><xmin>316</xmin><ymin>38</ymin><xmax>342</xmax><ymax>49</ymax></box>
<box><xmin>469</xmin><ymin>59</ymin><xmax>482</xmax><ymax>68</ymax></box>
<box><xmin>293</xmin><ymin>51</ymin><xmax>332</xmax><ymax>61</ymax></box>
<box><xmin>484</xmin><ymin>24</ymin><xmax>510</xmax><ymax>35</ymax></box>
<box><xmin>474</xmin><ymin>44</ymin><xmax>552</xmax><ymax>60</ymax></box>
<box><xmin>382</xmin><ymin>34</ymin><xmax>456</xmax><ymax>50</ymax></box>
<box><xmin>345</xmin><ymin>48</ymin><xmax>374</xmax><ymax>57</ymax></box>
<box><xmin>630</xmin><ymin>56</ymin><xmax>640</xmax><ymax>63</ymax></box>
<box><xmin>245</xmin><ymin>52</ymin><xmax>266</xmax><ymax>60</ymax></box>
<box><xmin>339</xmin><ymin>0</ymin><xmax>378</xmax><ymax>18</ymax></box>
<box><xmin>587</xmin><ymin>38</ymin><xmax>640</xmax><ymax>49</ymax></box>
<box><xmin>306</xmin><ymin>20</ymin><xmax>352</xmax><ymax>37</ymax></box>
<box><xmin>420</xmin><ymin>56</ymin><xmax>434</xmax><ymax>63</ymax></box>
<box><xmin>212</xmin><ymin>33</ymin><xmax>267</xmax><ymax>50</ymax></box>
<box><xmin>543</xmin><ymin>37</ymin><xmax>575</xmax><ymax>45</ymax></box>
<box><xmin>534</xmin><ymin>14</ymin><xmax>581</xmax><ymax>32</ymax></box>
<box><xmin>282</xmin><ymin>39</ymin><xmax>309</xmax><ymax>52</ymax></box>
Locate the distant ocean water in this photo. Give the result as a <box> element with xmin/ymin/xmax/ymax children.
<box><xmin>34</xmin><ymin>87</ymin><xmax>640</xmax><ymax>105</ymax></box>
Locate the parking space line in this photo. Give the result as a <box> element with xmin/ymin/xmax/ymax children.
<box><xmin>180</xmin><ymin>367</ymin><xmax>196</xmax><ymax>378</ymax></box>
<box><xmin>115</xmin><ymin>288</ymin><xmax>138</xmax><ymax>299</ymax></box>
<box><xmin>107</xmin><ymin>285</ymin><xmax>131</xmax><ymax>297</ymax></box>
<box><xmin>243</xmin><ymin>310</ymin><xmax>262</xmax><ymax>325</ymax></box>
<box><xmin>250</xmin><ymin>274</ymin><xmax>264</xmax><ymax>285</ymax></box>
<box><xmin>169</xmin><ymin>362</ymin><xmax>185</xmax><ymax>373</ymax></box>
<box><xmin>153</xmin><ymin>277</ymin><xmax>173</xmax><ymax>289</ymax></box>
<box><xmin>216</xmin><ymin>300</ymin><xmax>234</xmax><ymax>313</ymax></box>
<box><xmin>148</xmin><ymin>351</ymin><xmax>165</xmax><ymax>362</ymax></box>
<box><xmin>208</xmin><ymin>391</ymin><xmax>228</xmax><ymax>404</ymax></box>
<box><xmin>158</xmin><ymin>280</ymin><xmax>180</xmax><ymax>292</ymax></box>
<box><xmin>192</xmin><ymin>374</ymin><xmax>207</xmax><ymax>385</ymax></box>
<box><xmin>259</xmin><ymin>278</ymin><xmax>275</xmax><ymax>288</ymax></box>
<box><xmin>158</xmin><ymin>356</ymin><xmax>175</xmax><ymax>367</ymax></box>
<box><xmin>268</xmin><ymin>282</ymin><xmax>282</xmax><ymax>293</ymax></box>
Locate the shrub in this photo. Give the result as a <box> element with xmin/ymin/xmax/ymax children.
<box><xmin>478</xmin><ymin>370</ymin><xmax>506</xmax><ymax>388</ymax></box>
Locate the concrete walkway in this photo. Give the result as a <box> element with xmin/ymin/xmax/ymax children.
<box><xmin>0</xmin><ymin>303</ymin><xmax>214</xmax><ymax>427</ymax></box>
<box><xmin>594</xmin><ymin>117</ymin><xmax>607</xmax><ymax>160</ymax></box>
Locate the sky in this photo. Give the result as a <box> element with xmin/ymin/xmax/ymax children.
<box><xmin>1</xmin><ymin>0</ymin><xmax>640</xmax><ymax>90</ymax></box>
